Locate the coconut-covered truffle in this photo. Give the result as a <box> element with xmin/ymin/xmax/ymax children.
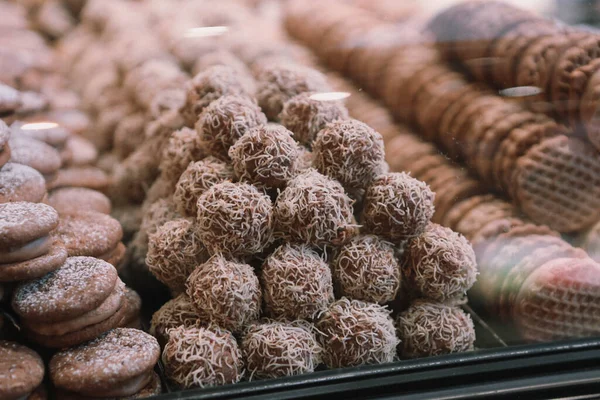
<box><xmin>255</xmin><ymin>64</ymin><xmax>331</xmax><ymax>120</ymax></box>
<box><xmin>140</xmin><ymin>198</ymin><xmax>180</xmax><ymax>236</ymax></box>
<box><xmin>159</xmin><ymin>127</ymin><xmax>205</xmax><ymax>184</ymax></box>
<box><xmin>397</xmin><ymin>300</ymin><xmax>476</xmax><ymax>358</ymax></box>
<box><xmin>313</xmin><ymin>119</ymin><xmax>385</xmax><ymax>190</ymax></box>
<box><xmin>296</xmin><ymin>146</ymin><xmax>314</xmax><ymax>173</ymax></box>
<box><xmin>146</xmin><ymin>218</ymin><xmax>209</xmax><ymax>295</ymax></box>
<box><xmin>196</xmin><ymin>181</ymin><xmax>273</xmax><ymax>257</ymax></box>
<box><xmin>261</xmin><ymin>243</ymin><xmax>334</xmax><ymax>320</ymax></box>
<box><xmin>333</xmin><ymin>235</ymin><xmax>401</xmax><ymax>304</ymax></box>
<box><xmin>195</xmin><ymin>95</ymin><xmax>267</xmax><ymax>160</ymax></box>
<box><xmin>274</xmin><ymin>169</ymin><xmax>357</xmax><ymax>246</ymax></box>
<box><xmin>316</xmin><ymin>298</ymin><xmax>398</xmax><ymax>368</ymax></box>
<box><xmin>150</xmin><ymin>294</ymin><xmax>202</xmax><ymax>347</ymax></box>
<box><xmin>279</xmin><ymin>92</ymin><xmax>349</xmax><ymax>146</ymax></box>
<box><xmin>186</xmin><ymin>255</ymin><xmax>261</xmax><ymax>332</ymax></box>
<box><xmin>229</xmin><ymin>124</ymin><xmax>301</xmax><ymax>190</ymax></box>
<box><xmin>363</xmin><ymin>173</ymin><xmax>435</xmax><ymax>242</ymax></box>
<box><xmin>162</xmin><ymin>325</ymin><xmax>243</xmax><ymax>389</ymax></box>
<box><xmin>403</xmin><ymin>223</ymin><xmax>477</xmax><ymax>303</ymax></box>
<box><xmin>182</xmin><ymin>65</ymin><xmax>254</xmax><ymax>127</ymax></box>
<box><xmin>192</xmin><ymin>50</ymin><xmax>252</xmax><ymax>80</ymax></box>
<box><xmin>242</xmin><ymin>319</ymin><xmax>322</xmax><ymax>380</ymax></box>
<box><xmin>174</xmin><ymin>157</ymin><xmax>235</xmax><ymax>217</ymax></box>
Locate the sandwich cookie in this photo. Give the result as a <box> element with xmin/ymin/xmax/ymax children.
<box><xmin>60</xmin><ymin>135</ymin><xmax>98</xmax><ymax>167</ymax></box>
<box><xmin>48</xmin><ymin>187</ymin><xmax>112</xmax><ymax>215</ymax></box>
<box><xmin>0</xmin><ymin>163</ymin><xmax>47</xmax><ymax>203</ymax></box>
<box><xmin>10</xmin><ymin>121</ymin><xmax>70</xmax><ymax>150</ymax></box>
<box><xmin>8</xmin><ymin>135</ymin><xmax>62</xmax><ymax>182</ymax></box>
<box><xmin>12</xmin><ymin>256</ymin><xmax>127</xmax><ymax>348</ymax></box>
<box><xmin>50</xmin><ymin>328</ymin><xmax>161</xmax><ymax>399</ymax></box>
<box><xmin>0</xmin><ymin>120</ymin><xmax>10</xmax><ymax>168</ymax></box>
<box><xmin>121</xmin><ymin>288</ymin><xmax>143</xmax><ymax>330</ymax></box>
<box><xmin>0</xmin><ymin>83</ymin><xmax>22</xmax><ymax>116</ymax></box>
<box><xmin>53</xmin><ymin>211</ymin><xmax>125</xmax><ymax>269</ymax></box>
<box><xmin>47</xmin><ymin>166</ymin><xmax>110</xmax><ymax>192</ymax></box>
<box><xmin>0</xmin><ymin>202</ymin><xmax>66</xmax><ymax>282</ymax></box>
<box><xmin>0</xmin><ymin>341</ymin><xmax>45</xmax><ymax>400</ymax></box>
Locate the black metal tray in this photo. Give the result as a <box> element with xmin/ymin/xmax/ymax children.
<box><xmin>151</xmin><ymin>303</ymin><xmax>600</xmax><ymax>400</ymax></box>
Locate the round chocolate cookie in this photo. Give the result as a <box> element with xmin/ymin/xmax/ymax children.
<box><xmin>8</xmin><ymin>135</ymin><xmax>62</xmax><ymax>179</ymax></box>
<box><xmin>0</xmin><ymin>120</ymin><xmax>10</xmax><ymax>168</ymax></box>
<box><xmin>0</xmin><ymin>84</ymin><xmax>21</xmax><ymax>115</ymax></box>
<box><xmin>0</xmin><ymin>201</ymin><xmax>58</xmax><ymax>251</ymax></box>
<box><xmin>61</xmin><ymin>135</ymin><xmax>98</xmax><ymax>167</ymax></box>
<box><xmin>0</xmin><ymin>341</ymin><xmax>45</xmax><ymax>400</ymax></box>
<box><xmin>12</xmin><ymin>256</ymin><xmax>118</xmax><ymax>323</ymax></box>
<box><xmin>48</xmin><ymin>187</ymin><xmax>111</xmax><ymax>215</ymax></box>
<box><xmin>47</xmin><ymin>166</ymin><xmax>110</xmax><ymax>191</ymax></box>
<box><xmin>0</xmin><ymin>239</ymin><xmax>67</xmax><ymax>282</ymax></box>
<box><xmin>53</xmin><ymin>211</ymin><xmax>123</xmax><ymax>258</ymax></box>
<box><xmin>0</xmin><ymin>162</ymin><xmax>47</xmax><ymax>203</ymax></box>
<box><xmin>50</xmin><ymin>328</ymin><xmax>160</xmax><ymax>398</ymax></box>
<box><xmin>11</xmin><ymin>121</ymin><xmax>70</xmax><ymax>149</ymax></box>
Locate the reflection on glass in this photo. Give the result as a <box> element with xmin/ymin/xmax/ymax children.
<box><xmin>309</xmin><ymin>92</ymin><xmax>351</xmax><ymax>101</ymax></box>
<box><xmin>498</xmin><ymin>86</ymin><xmax>544</xmax><ymax>98</ymax></box>
<box><xmin>19</xmin><ymin>122</ymin><xmax>59</xmax><ymax>130</ymax></box>
<box><xmin>183</xmin><ymin>26</ymin><xmax>229</xmax><ymax>38</ymax></box>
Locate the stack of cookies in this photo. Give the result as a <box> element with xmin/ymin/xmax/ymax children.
<box><xmin>0</xmin><ymin>202</ymin><xmax>66</xmax><ymax>282</ymax></box>
<box><xmin>12</xmin><ymin>256</ymin><xmax>127</xmax><ymax>348</ymax></box>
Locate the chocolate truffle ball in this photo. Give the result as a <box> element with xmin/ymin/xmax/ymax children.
<box><xmin>162</xmin><ymin>325</ymin><xmax>243</xmax><ymax>388</ymax></box>
<box><xmin>196</xmin><ymin>181</ymin><xmax>273</xmax><ymax>257</ymax></box>
<box><xmin>313</xmin><ymin>119</ymin><xmax>385</xmax><ymax>190</ymax></box>
<box><xmin>182</xmin><ymin>65</ymin><xmax>254</xmax><ymax>127</ymax></box>
<box><xmin>397</xmin><ymin>300</ymin><xmax>475</xmax><ymax>358</ymax></box>
<box><xmin>159</xmin><ymin>127</ymin><xmax>206</xmax><ymax>184</ymax></box>
<box><xmin>229</xmin><ymin>124</ymin><xmax>301</xmax><ymax>190</ymax></box>
<box><xmin>255</xmin><ymin>64</ymin><xmax>331</xmax><ymax>120</ymax></box>
<box><xmin>363</xmin><ymin>173</ymin><xmax>435</xmax><ymax>242</ymax></box>
<box><xmin>279</xmin><ymin>92</ymin><xmax>349</xmax><ymax>146</ymax></box>
<box><xmin>333</xmin><ymin>235</ymin><xmax>401</xmax><ymax>304</ymax></box>
<box><xmin>195</xmin><ymin>95</ymin><xmax>267</xmax><ymax>160</ymax></box>
<box><xmin>261</xmin><ymin>243</ymin><xmax>334</xmax><ymax>320</ymax></box>
<box><xmin>146</xmin><ymin>218</ymin><xmax>209</xmax><ymax>295</ymax></box>
<box><xmin>274</xmin><ymin>169</ymin><xmax>357</xmax><ymax>246</ymax></box>
<box><xmin>316</xmin><ymin>298</ymin><xmax>398</xmax><ymax>368</ymax></box>
<box><xmin>150</xmin><ymin>294</ymin><xmax>202</xmax><ymax>347</ymax></box>
<box><xmin>242</xmin><ymin>320</ymin><xmax>322</xmax><ymax>380</ymax></box>
<box><xmin>192</xmin><ymin>50</ymin><xmax>251</xmax><ymax>80</ymax></box>
<box><xmin>403</xmin><ymin>223</ymin><xmax>477</xmax><ymax>303</ymax></box>
<box><xmin>174</xmin><ymin>156</ymin><xmax>235</xmax><ymax>217</ymax></box>
<box><xmin>186</xmin><ymin>255</ymin><xmax>261</xmax><ymax>332</ymax></box>
<box><xmin>140</xmin><ymin>198</ymin><xmax>180</xmax><ymax>236</ymax></box>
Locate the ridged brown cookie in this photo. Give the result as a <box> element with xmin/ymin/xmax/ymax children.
<box><xmin>514</xmin><ymin>135</ymin><xmax>600</xmax><ymax>232</ymax></box>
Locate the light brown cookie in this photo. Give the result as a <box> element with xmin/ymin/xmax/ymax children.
<box><xmin>48</xmin><ymin>187</ymin><xmax>111</xmax><ymax>215</ymax></box>
<box><xmin>50</xmin><ymin>328</ymin><xmax>160</xmax><ymax>397</ymax></box>
<box><xmin>0</xmin><ymin>162</ymin><xmax>47</xmax><ymax>203</ymax></box>
<box><xmin>0</xmin><ymin>341</ymin><xmax>45</xmax><ymax>400</ymax></box>
<box><xmin>53</xmin><ymin>211</ymin><xmax>123</xmax><ymax>258</ymax></box>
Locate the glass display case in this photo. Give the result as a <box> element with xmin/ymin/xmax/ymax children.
<box><xmin>1</xmin><ymin>0</ymin><xmax>600</xmax><ymax>399</ymax></box>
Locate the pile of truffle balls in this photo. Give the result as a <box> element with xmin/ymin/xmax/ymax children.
<box><xmin>147</xmin><ymin>57</ymin><xmax>478</xmax><ymax>389</ymax></box>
